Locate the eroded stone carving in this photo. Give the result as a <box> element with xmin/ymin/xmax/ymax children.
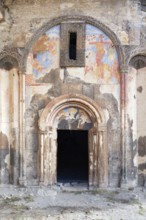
<box><xmin>0</xmin><ymin>47</ymin><xmax>24</xmax><ymax>71</ymax></box>
<box><xmin>39</xmin><ymin>94</ymin><xmax>107</xmax><ymax>187</ymax></box>
<box><xmin>129</xmin><ymin>55</ymin><xmax>146</xmax><ymax>69</ymax></box>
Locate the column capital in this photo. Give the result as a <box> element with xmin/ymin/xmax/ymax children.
<box><xmin>120</xmin><ymin>65</ymin><xmax>129</xmax><ymax>74</ymax></box>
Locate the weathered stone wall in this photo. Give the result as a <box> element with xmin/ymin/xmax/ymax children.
<box><xmin>0</xmin><ymin>0</ymin><xmax>146</xmax><ymax>187</ymax></box>
<box><xmin>0</xmin><ymin>0</ymin><xmax>141</xmax><ymax>50</ymax></box>
<box><xmin>24</xmin><ymin>22</ymin><xmax>120</xmax><ymax>186</ymax></box>
<box><xmin>0</xmin><ymin>67</ymin><xmax>19</xmax><ymax>184</ymax></box>
<box><xmin>137</xmin><ymin>67</ymin><xmax>146</xmax><ymax>186</ymax></box>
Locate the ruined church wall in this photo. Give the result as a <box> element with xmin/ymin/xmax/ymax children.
<box><xmin>0</xmin><ymin>0</ymin><xmax>145</xmax><ymax>187</ymax></box>
<box><xmin>0</xmin><ymin>0</ymin><xmax>140</xmax><ymax>51</ymax></box>
<box><xmin>24</xmin><ymin>23</ymin><xmax>121</xmax><ymax>186</ymax></box>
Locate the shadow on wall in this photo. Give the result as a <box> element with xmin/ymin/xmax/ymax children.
<box><xmin>138</xmin><ymin>136</ymin><xmax>146</xmax><ymax>186</ymax></box>
<box><xmin>0</xmin><ymin>131</ymin><xmax>19</xmax><ymax>185</ymax></box>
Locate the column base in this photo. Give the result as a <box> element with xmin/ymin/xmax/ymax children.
<box><xmin>19</xmin><ymin>176</ymin><xmax>27</xmax><ymax>186</ymax></box>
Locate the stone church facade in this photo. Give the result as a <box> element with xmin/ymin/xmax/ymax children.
<box><xmin>0</xmin><ymin>0</ymin><xmax>146</xmax><ymax>188</ymax></box>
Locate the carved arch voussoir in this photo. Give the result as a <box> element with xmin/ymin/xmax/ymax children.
<box><xmin>128</xmin><ymin>47</ymin><xmax>146</xmax><ymax>67</ymax></box>
<box><xmin>39</xmin><ymin>94</ymin><xmax>108</xmax><ymax>187</ymax></box>
<box><xmin>129</xmin><ymin>55</ymin><xmax>146</xmax><ymax>70</ymax></box>
<box><xmin>22</xmin><ymin>15</ymin><xmax>125</xmax><ymax>73</ymax></box>
<box><xmin>0</xmin><ymin>47</ymin><xmax>24</xmax><ymax>71</ymax></box>
<box><xmin>39</xmin><ymin>94</ymin><xmax>106</xmax><ymax>132</ymax></box>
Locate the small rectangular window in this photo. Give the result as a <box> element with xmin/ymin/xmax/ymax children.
<box><xmin>69</xmin><ymin>32</ymin><xmax>77</xmax><ymax>60</ymax></box>
<box><xmin>60</xmin><ymin>22</ymin><xmax>85</xmax><ymax>67</ymax></box>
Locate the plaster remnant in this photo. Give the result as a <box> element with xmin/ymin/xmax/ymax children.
<box><xmin>0</xmin><ymin>132</ymin><xmax>9</xmax><ymax>150</ymax></box>
<box><xmin>63</xmin><ymin>68</ymin><xmax>84</xmax><ymax>84</ymax></box>
<box><xmin>60</xmin><ymin>3</ymin><xmax>74</xmax><ymax>10</ymax></box>
<box><xmin>36</xmin><ymin>69</ymin><xmax>61</xmax><ymax>84</ymax></box>
<box><xmin>0</xmin><ymin>132</ymin><xmax>10</xmax><ymax>183</ymax></box>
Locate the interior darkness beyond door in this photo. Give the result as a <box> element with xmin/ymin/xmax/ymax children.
<box><xmin>57</xmin><ymin>130</ymin><xmax>88</xmax><ymax>183</ymax></box>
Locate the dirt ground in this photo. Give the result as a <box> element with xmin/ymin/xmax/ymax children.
<box><xmin>0</xmin><ymin>185</ymin><xmax>146</xmax><ymax>220</ymax></box>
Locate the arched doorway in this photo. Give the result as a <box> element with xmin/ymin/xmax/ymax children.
<box><xmin>39</xmin><ymin>94</ymin><xmax>108</xmax><ymax>187</ymax></box>
<box><xmin>56</xmin><ymin>106</ymin><xmax>92</xmax><ymax>184</ymax></box>
<box><xmin>57</xmin><ymin>129</ymin><xmax>89</xmax><ymax>183</ymax></box>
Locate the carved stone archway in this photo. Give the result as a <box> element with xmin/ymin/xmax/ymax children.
<box><xmin>39</xmin><ymin>94</ymin><xmax>107</xmax><ymax>188</ymax></box>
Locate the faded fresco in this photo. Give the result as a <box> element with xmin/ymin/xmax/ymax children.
<box><xmin>26</xmin><ymin>24</ymin><xmax>120</xmax><ymax>87</ymax></box>
<box><xmin>85</xmin><ymin>24</ymin><xmax>119</xmax><ymax>84</ymax></box>
<box><xmin>26</xmin><ymin>25</ymin><xmax>60</xmax><ymax>108</ymax></box>
<box><xmin>26</xmin><ymin>24</ymin><xmax>120</xmax><ymax>108</ymax></box>
<box><xmin>54</xmin><ymin>107</ymin><xmax>92</xmax><ymax>130</ymax></box>
<box><xmin>26</xmin><ymin>25</ymin><xmax>60</xmax><ymax>85</ymax></box>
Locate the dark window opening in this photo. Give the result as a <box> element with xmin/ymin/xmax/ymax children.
<box><xmin>57</xmin><ymin>130</ymin><xmax>88</xmax><ymax>183</ymax></box>
<box><xmin>69</xmin><ymin>32</ymin><xmax>77</xmax><ymax>60</ymax></box>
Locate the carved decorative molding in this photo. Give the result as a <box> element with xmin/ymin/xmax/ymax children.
<box><xmin>0</xmin><ymin>47</ymin><xmax>24</xmax><ymax>71</ymax></box>
<box><xmin>39</xmin><ymin>94</ymin><xmax>108</xmax><ymax>187</ymax></box>
<box><xmin>39</xmin><ymin>94</ymin><xmax>105</xmax><ymax>131</ymax></box>
<box><xmin>129</xmin><ymin>55</ymin><xmax>146</xmax><ymax>69</ymax></box>
<box><xmin>0</xmin><ymin>56</ymin><xmax>18</xmax><ymax>70</ymax></box>
<box><xmin>128</xmin><ymin>46</ymin><xmax>146</xmax><ymax>61</ymax></box>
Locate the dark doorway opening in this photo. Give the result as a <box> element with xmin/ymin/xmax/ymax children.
<box><xmin>57</xmin><ymin>130</ymin><xmax>88</xmax><ymax>183</ymax></box>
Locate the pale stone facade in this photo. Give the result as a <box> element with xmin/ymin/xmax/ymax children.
<box><xmin>0</xmin><ymin>0</ymin><xmax>146</xmax><ymax>188</ymax></box>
